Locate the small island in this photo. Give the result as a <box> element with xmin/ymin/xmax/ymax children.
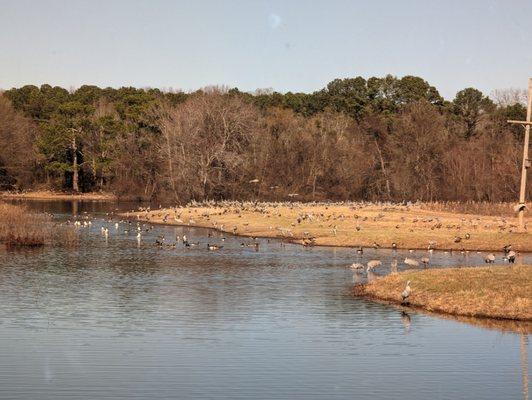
<box><xmin>353</xmin><ymin>265</ymin><xmax>531</xmax><ymax>321</ymax></box>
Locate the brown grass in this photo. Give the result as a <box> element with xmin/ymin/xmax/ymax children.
<box><xmin>0</xmin><ymin>190</ymin><xmax>116</xmax><ymax>201</ymax></box>
<box><xmin>0</xmin><ymin>203</ymin><xmax>51</xmax><ymax>246</ymax></box>
<box><xmin>0</xmin><ymin>202</ymin><xmax>78</xmax><ymax>247</ymax></box>
<box><xmin>354</xmin><ymin>265</ymin><xmax>532</xmax><ymax>321</ymax></box>
<box><xmin>124</xmin><ymin>201</ymin><xmax>532</xmax><ymax>252</ymax></box>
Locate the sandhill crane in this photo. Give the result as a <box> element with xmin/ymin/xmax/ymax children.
<box><xmin>350</xmin><ymin>263</ymin><xmax>365</xmax><ymax>271</ymax></box>
<box><xmin>404</xmin><ymin>257</ymin><xmax>420</xmax><ymax>267</ymax></box>
<box><xmin>401</xmin><ymin>281</ymin><xmax>411</xmax><ymax>304</ymax></box>
<box><xmin>390</xmin><ymin>259</ymin><xmax>398</xmax><ymax>275</ymax></box>
<box><xmin>366</xmin><ymin>260</ymin><xmax>382</xmax><ymax>271</ymax></box>
<box><xmin>484</xmin><ymin>253</ymin><xmax>495</xmax><ymax>263</ymax></box>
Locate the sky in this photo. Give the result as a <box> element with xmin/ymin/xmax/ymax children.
<box><xmin>1</xmin><ymin>0</ymin><xmax>531</xmax><ymax>100</ymax></box>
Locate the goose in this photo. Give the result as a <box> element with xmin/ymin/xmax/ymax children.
<box><xmin>401</xmin><ymin>281</ymin><xmax>411</xmax><ymax>304</ymax></box>
<box><xmin>356</xmin><ymin>247</ymin><xmax>363</xmax><ymax>255</ymax></box>
<box><xmin>507</xmin><ymin>250</ymin><xmax>516</xmax><ymax>263</ymax></box>
<box><xmin>484</xmin><ymin>253</ymin><xmax>495</xmax><ymax>263</ymax></box>
<box><xmin>404</xmin><ymin>257</ymin><xmax>420</xmax><ymax>267</ymax></box>
<box><xmin>420</xmin><ymin>257</ymin><xmax>430</xmax><ymax>266</ymax></box>
<box><xmin>391</xmin><ymin>242</ymin><xmax>397</xmax><ymax>250</ymax></box>
<box><xmin>207</xmin><ymin>244</ymin><xmax>222</xmax><ymax>251</ymax></box>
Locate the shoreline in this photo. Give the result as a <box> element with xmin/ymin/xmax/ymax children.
<box><xmin>121</xmin><ymin>202</ymin><xmax>532</xmax><ymax>252</ymax></box>
<box><xmin>353</xmin><ymin>265</ymin><xmax>531</xmax><ymax>324</ymax></box>
<box><xmin>0</xmin><ymin>190</ymin><xmax>117</xmax><ymax>201</ymax></box>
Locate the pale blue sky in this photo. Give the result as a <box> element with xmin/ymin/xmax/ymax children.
<box><xmin>1</xmin><ymin>0</ymin><xmax>531</xmax><ymax>99</ymax></box>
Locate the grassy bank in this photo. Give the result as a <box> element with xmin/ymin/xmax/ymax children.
<box><xmin>0</xmin><ymin>190</ymin><xmax>116</xmax><ymax>201</ymax></box>
<box><xmin>124</xmin><ymin>202</ymin><xmax>531</xmax><ymax>252</ymax></box>
<box><xmin>353</xmin><ymin>265</ymin><xmax>531</xmax><ymax>321</ymax></box>
<box><xmin>0</xmin><ymin>202</ymin><xmax>77</xmax><ymax>247</ymax></box>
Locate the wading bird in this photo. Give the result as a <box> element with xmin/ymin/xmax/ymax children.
<box><xmin>401</xmin><ymin>281</ymin><xmax>411</xmax><ymax>304</ymax></box>
<box><xmin>350</xmin><ymin>263</ymin><xmax>365</xmax><ymax>271</ymax></box>
<box><xmin>366</xmin><ymin>260</ymin><xmax>382</xmax><ymax>271</ymax></box>
<box><xmin>484</xmin><ymin>253</ymin><xmax>495</xmax><ymax>263</ymax></box>
<box><xmin>404</xmin><ymin>257</ymin><xmax>420</xmax><ymax>267</ymax></box>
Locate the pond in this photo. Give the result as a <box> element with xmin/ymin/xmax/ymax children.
<box><xmin>0</xmin><ymin>201</ymin><xmax>529</xmax><ymax>400</ymax></box>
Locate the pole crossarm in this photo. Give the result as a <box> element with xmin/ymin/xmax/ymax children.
<box><xmin>507</xmin><ymin>120</ymin><xmax>532</xmax><ymax>126</ymax></box>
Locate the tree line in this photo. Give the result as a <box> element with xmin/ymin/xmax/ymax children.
<box><xmin>0</xmin><ymin>75</ymin><xmax>528</xmax><ymax>202</ymax></box>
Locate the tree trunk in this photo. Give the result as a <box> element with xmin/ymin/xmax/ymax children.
<box><xmin>374</xmin><ymin>138</ymin><xmax>391</xmax><ymax>199</ymax></box>
<box><xmin>72</xmin><ymin>137</ymin><xmax>79</xmax><ymax>193</ymax></box>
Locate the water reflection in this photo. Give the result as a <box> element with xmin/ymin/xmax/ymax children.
<box><xmin>0</xmin><ymin>200</ymin><xmax>529</xmax><ymax>400</ymax></box>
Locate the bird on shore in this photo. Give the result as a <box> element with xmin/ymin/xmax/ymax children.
<box><xmin>404</xmin><ymin>257</ymin><xmax>420</xmax><ymax>267</ymax></box>
<box><xmin>401</xmin><ymin>281</ymin><xmax>411</xmax><ymax>304</ymax></box>
<box><xmin>484</xmin><ymin>253</ymin><xmax>495</xmax><ymax>263</ymax></box>
<box><xmin>507</xmin><ymin>250</ymin><xmax>516</xmax><ymax>263</ymax></box>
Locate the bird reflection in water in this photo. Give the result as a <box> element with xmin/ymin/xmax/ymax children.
<box><xmin>401</xmin><ymin>311</ymin><xmax>411</xmax><ymax>333</ymax></box>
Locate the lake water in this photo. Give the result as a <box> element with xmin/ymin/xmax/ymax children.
<box><xmin>0</xmin><ymin>201</ymin><xmax>530</xmax><ymax>400</ymax></box>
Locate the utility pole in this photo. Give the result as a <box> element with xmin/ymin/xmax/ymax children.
<box><xmin>508</xmin><ymin>78</ymin><xmax>532</xmax><ymax>232</ymax></box>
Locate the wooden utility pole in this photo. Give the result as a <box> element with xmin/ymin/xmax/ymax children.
<box><xmin>508</xmin><ymin>78</ymin><xmax>532</xmax><ymax>232</ymax></box>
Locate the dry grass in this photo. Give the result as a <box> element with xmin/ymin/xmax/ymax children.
<box><xmin>0</xmin><ymin>202</ymin><xmax>51</xmax><ymax>246</ymax></box>
<box><xmin>0</xmin><ymin>190</ymin><xmax>116</xmax><ymax>201</ymax></box>
<box><xmin>421</xmin><ymin>201</ymin><xmax>531</xmax><ymax>217</ymax></box>
<box><xmin>125</xmin><ymin>201</ymin><xmax>532</xmax><ymax>252</ymax></box>
<box><xmin>0</xmin><ymin>202</ymin><xmax>78</xmax><ymax>247</ymax></box>
<box><xmin>354</xmin><ymin>265</ymin><xmax>532</xmax><ymax>321</ymax></box>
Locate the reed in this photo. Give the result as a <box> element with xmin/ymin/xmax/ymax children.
<box><xmin>0</xmin><ymin>202</ymin><xmax>78</xmax><ymax>247</ymax></box>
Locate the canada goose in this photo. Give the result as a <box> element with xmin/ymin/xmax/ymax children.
<box><xmin>401</xmin><ymin>281</ymin><xmax>411</xmax><ymax>304</ymax></box>
<box><xmin>356</xmin><ymin>247</ymin><xmax>363</xmax><ymax>255</ymax></box>
<box><xmin>404</xmin><ymin>257</ymin><xmax>420</xmax><ymax>267</ymax></box>
<box><xmin>420</xmin><ymin>257</ymin><xmax>430</xmax><ymax>266</ymax></box>
<box><xmin>503</xmin><ymin>244</ymin><xmax>512</xmax><ymax>254</ymax></box>
<box><xmin>507</xmin><ymin>250</ymin><xmax>516</xmax><ymax>263</ymax></box>
<box><xmin>484</xmin><ymin>253</ymin><xmax>495</xmax><ymax>263</ymax></box>
<box><xmin>207</xmin><ymin>244</ymin><xmax>222</xmax><ymax>251</ymax></box>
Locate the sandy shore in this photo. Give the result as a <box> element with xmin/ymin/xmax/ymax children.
<box><xmin>122</xmin><ymin>202</ymin><xmax>532</xmax><ymax>252</ymax></box>
<box><xmin>353</xmin><ymin>265</ymin><xmax>531</xmax><ymax>323</ymax></box>
<box><xmin>0</xmin><ymin>190</ymin><xmax>117</xmax><ymax>201</ymax></box>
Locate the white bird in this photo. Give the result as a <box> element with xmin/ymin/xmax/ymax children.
<box><xmin>484</xmin><ymin>253</ymin><xmax>495</xmax><ymax>263</ymax></box>
<box><xmin>404</xmin><ymin>257</ymin><xmax>420</xmax><ymax>267</ymax></box>
<box><xmin>390</xmin><ymin>259</ymin><xmax>398</xmax><ymax>275</ymax></box>
<box><xmin>401</xmin><ymin>281</ymin><xmax>412</xmax><ymax>303</ymax></box>
<box><xmin>350</xmin><ymin>262</ymin><xmax>365</xmax><ymax>271</ymax></box>
<box><xmin>366</xmin><ymin>260</ymin><xmax>382</xmax><ymax>271</ymax></box>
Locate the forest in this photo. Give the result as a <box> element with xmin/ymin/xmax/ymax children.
<box><xmin>0</xmin><ymin>75</ymin><xmax>529</xmax><ymax>202</ymax></box>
